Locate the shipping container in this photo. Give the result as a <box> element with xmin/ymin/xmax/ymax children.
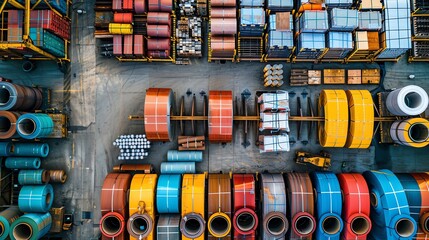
<box><xmin>7</xmin><ymin>10</ymin><xmax>23</xmax><ymax>42</ymax></box>
<box><xmin>29</xmin><ymin>28</ymin><xmax>65</xmax><ymax>57</ymax></box>
<box><xmin>30</xmin><ymin>10</ymin><xmax>71</xmax><ymax>40</ymax></box>
<box><xmin>298</xmin><ymin>10</ymin><xmax>328</xmax><ymax>33</ymax></box>
<box><xmin>329</xmin><ymin>8</ymin><xmax>358</xmax><ymax>31</ymax></box>
<box><xmin>239</xmin><ymin>8</ymin><xmax>265</xmax><ymax>37</ymax></box>
<box><xmin>16</xmin><ymin>0</ymin><xmax>67</xmax><ymax>16</ymax></box>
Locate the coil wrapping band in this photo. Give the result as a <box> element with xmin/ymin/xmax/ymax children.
<box><xmin>318</xmin><ymin>90</ymin><xmax>349</xmax><ymax>147</ymax></box>
<box><xmin>0</xmin><ymin>207</ymin><xmax>21</xmax><ymax>240</ymax></box>
<box><xmin>157</xmin><ymin>215</ymin><xmax>181</xmax><ymax>240</ymax></box>
<box><xmin>5</xmin><ymin>157</ymin><xmax>41</xmax><ymax>169</ymax></box>
<box><xmin>260</xmin><ymin>173</ymin><xmax>288</xmax><ymax>240</ymax></box>
<box><xmin>181</xmin><ymin>174</ymin><xmax>206</xmax><ymax>240</ymax></box>
<box><xmin>232</xmin><ymin>174</ymin><xmax>258</xmax><ymax>239</ymax></box>
<box><xmin>208</xmin><ymin>174</ymin><xmax>232</xmax><ymax>239</ymax></box>
<box><xmin>337</xmin><ymin>173</ymin><xmax>372</xmax><ymax>239</ymax></box>
<box><xmin>18</xmin><ymin>169</ymin><xmax>50</xmax><ymax>185</ymax></box>
<box><xmin>363</xmin><ymin>169</ymin><xmax>417</xmax><ymax>239</ymax></box>
<box><xmin>144</xmin><ymin>88</ymin><xmax>173</xmax><ymax>142</ymax></box>
<box><xmin>208</xmin><ymin>90</ymin><xmax>233</xmax><ymax>143</ymax></box>
<box><xmin>10</xmin><ymin>212</ymin><xmax>51</xmax><ymax>240</ymax></box>
<box><xmin>312</xmin><ymin>172</ymin><xmax>344</xmax><ymax>240</ymax></box>
<box><xmin>285</xmin><ymin>172</ymin><xmax>316</xmax><ymax>239</ymax></box>
<box><xmin>100</xmin><ymin>173</ymin><xmax>131</xmax><ymax>239</ymax></box>
<box><xmin>18</xmin><ymin>184</ymin><xmax>54</xmax><ymax>213</ymax></box>
<box><xmin>345</xmin><ymin>90</ymin><xmax>374</xmax><ymax>148</ymax></box>
<box><xmin>390</xmin><ymin>118</ymin><xmax>429</xmax><ymax>148</ymax></box>
<box><xmin>156</xmin><ymin>174</ymin><xmax>181</xmax><ymax>214</ymax></box>
<box><xmin>128</xmin><ymin>174</ymin><xmax>157</xmax><ymax>240</ymax></box>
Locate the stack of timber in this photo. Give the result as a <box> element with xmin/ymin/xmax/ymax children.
<box><xmin>178</xmin><ymin>136</ymin><xmax>205</xmax><ymax>150</ymax></box>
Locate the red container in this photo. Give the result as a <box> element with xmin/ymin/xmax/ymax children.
<box><xmin>123</xmin><ymin>0</ymin><xmax>134</xmax><ymax>10</ymax></box>
<box><xmin>113</xmin><ymin>13</ymin><xmax>133</xmax><ymax>23</ymax></box>
<box><xmin>113</xmin><ymin>0</ymin><xmax>122</xmax><ymax>10</ymax></box>
<box><xmin>211</xmin><ymin>8</ymin><xmax>236</xmax><ymax>18</ymax></box>
<box><xmin>147</xmin><ymin>38</ymin><xmax>170</xmax><ymax>50</ymax></box>
<box><xmin>113</xmin><ymin>35</ymin><xmax>123</xmax><ymax>55</ymax></box>
<box><xmin>133</xmin><ymin>35</ymin><xmax>144</xmax><ymax>56</ymax></box>
<box><xmin>211</xmin><ymin>18</ymin><xmax>237</xmax><ymax>35</ymax></box>
<box><xmin>147</xmin><ymin>25</ymin><xmax>171</xmax><ymax>38</ymax></box>
<box><xmin>30</xmin><ymin>10</ymin><xmax>71</xmax><ymax>40</ymax></box>
<box><xmin>148</xmin><ymin>0</ymin><xmax>172</xmax><ymax>12</ymax></box>
<box><xmin>123</xmin><ymin>35</ymin><xmax>133</xmax><ymax>55</ymax></box>
<box><xmin>7</xmin><ymin>10</ymin><xmax>23</xmax><ymax>42</ymax></box>
<box><xmin>147</xmin><ymin>12</ymin><xmax>171</xmax><ymax>26</ymax></box>
<box><xmin>211</xmin><ymin>0</ymin><xmax>236</xmax><ymax>7</ymax></box>
<box><xmin>147</xmin><ymin>50</ymin><xmax>170</xmax><ymax>58</ymax></box>
<box><xmin>134</xmin><ymin>0</ymin><xmax>146</xmax><ymax>13</ymax></box>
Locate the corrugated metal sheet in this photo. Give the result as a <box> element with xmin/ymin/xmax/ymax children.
<box><xmin>299</xmin><ymin>10</ymin><xmax>328</xmax><ymax>33</ymax></box>
<box><xmin>240</xmin><ymin>8</ymin><xmax>265</xmax><ymax>36</ymax></box>
<box><xmin>330</xmin><ymin>8</ymin><xmax>358</xmax><ymax>31</ymax></box>
<box><xmin>358</xmin><ymin>11</ymin><xmax>382</xmax><ymax>30</ymax></box>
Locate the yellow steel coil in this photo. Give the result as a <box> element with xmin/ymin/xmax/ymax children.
<box><xmin>181</xmin><ymin>174</ymin><xmax>206</xmax><ymax>240</ymax></box>
<box><xmin>128</xmin><ymin>174</ymin><xmax>158</xmax><ymax>240</ymax></box>
<box><xmin>390</xmin><ymin>118</ymin><xmax>429</xmax><ymax>148</ymax></box>
<box><xmin>109</xmin><ymin>23</ymin><xmax>133</xmax><ymax>34</ymax></box>
<box><xmin>318</xmin><ymin>90</ymin><xmax>349</xmax><ymax>147</ymax></box>
<box><xmin>345</xmin><ymin>90</ymin><xmax>375</xmax><ymax>148</ymax></box>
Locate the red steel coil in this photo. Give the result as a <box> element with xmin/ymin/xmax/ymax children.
<box><xmin>123</xmin><ymin>35</ymin><xmax>133</xmax><ymax>55</ymax></box>
<box><xmin>410</xmin><ymin>173</ymin><xmax>429</xmax><ymax>239</ymax></box>
<box><xmin>122</xmin><ymin>0</ymin><xmax>134</xmax><ymax>10</ymax></box>
<box><xmin>147</xmin><ymin>38</ymin><xmax>170</xmax><ymax>50</ymax></box>
<box><xmin>0</xmin><ymin>111</ymin><xmax>21</xmax><ymax>139</ymax></box>
<box><xmin>113</xmin><ymin>0</ymin><xmax>122</xmax><ymax>10</ymax></box>
<box><xmin>147</xmin><ymin>25</ymin><xmax>171</xmax><ymax>38</ymax></box>
<box><xmin>100</xmin><ymin>173</ymin><xmax>131</xmax><ymax>240</ymax></box>
<box><xmin>113</xmin><ymin>35</ymin><xmax>123</xmax><ymax>56</ymax></box>
<box><xmin>148</xmin><ymin>0</ymin><xmax>173</xmax><ymax>12</ymax></box>
<box><xmin>147</xmin><ymin>12</ymin><xmax>171</xmax><ymax>26</ymax></box>
<box><xmin>144</xmin><ymin>88</ymin><xmax>173</xmax><ymax>141</ymax></box>
<box><xmin>211</xmin><ymin>36</ymin><xmax>235</xmax><ymax>58</ymax></box>
<box><xmin>337</xmin><ymin>173</ymin><xmax>372</xmax><ymax>240</ymax></box>
<box><xmin>133</xmin><ymin>35</ymin><xmax>145</xmax><ymax>56</ymax></box>
<box><xmin>113</xmin><ymin>13</ymin><xmax>133</xmax><ymax>23</ymax></box>
<box><xmin>211</xmin><ymin>8</ymin><xmax>236</xmax><ymax>18</ymax></box>
<box><xmin>233</xmin><ymin>174</ymin><xmax>258</xmax><ymax>239</ymax></box>
<box><xmin>147</xmin><ymin>50</ymin><xmax>170</xmax><ymax>58</ymax></box>
<box><xmin>211</xmin><ymin>18</ymin><xmax>237</xmax><ymax>35</ymax></box>
<box><xmin>211</xmin><ymin>0</ymin><xmax>236</xmax><ymax>7</ymax></box>
<box><xmin>208</xmin><ymin>90</ymin><xmax>233</xmax><ymax>143</ymax></box>
<box><xmin>134</xmin><ymin>0</ymin><xmax>146</xmax><ymax>13</ymax></box>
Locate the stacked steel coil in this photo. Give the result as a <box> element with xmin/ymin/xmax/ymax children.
<box><xmin>386</xmin><ymin>85</ymin><xmax>429</xmax><ymax>116</ymax></box>
<box><xmin>5</xmin><ymin>157</ymin><xmax>41</xmax><ymax>169</ymax></box>
<box><xmin>390</xmin><ymin>118</ymin><xmax>429</xmax><ymax>148</ymax></box>
<box><xmin>10</xmin><ymin>212</ymin><xmax>52</xmax><ymax>240</ymax></box>
<box><xmin>208</xmin><ymin>90</ymin><xmax>233</xmax><ymax>143</ymax></box>
<box><xmin>0</xmin><ymin>142</ymin><xmax>49</xmax><ymax>157</ymax></box>
<box><xmin>16</xmin><ymin>113</ymin><xmax>54</xmax><ymax>139</ymax></box>
<box><xmin>18</xmin><ymin>169</ymin><xmax>50</xmax><ymax>185</ymax></box>
<box><xmin>147</xmin><ymin>8</ymin><xmax>171</xmax><ymax>58</ymax></box>
<box><xmin>0</xmin><ymin>82</ymin><xmax>42</xmax><ymax>112</ymax></box>
<box><xmin>263</xmin><ymin>64</ymin><xmax>284</xmax><ymax>87</ymax></box>
<box><xmin>160</xmin><ymin>150</ymin><xmax>203</xmax><ymax>174</ymax></box>
<box><xmin>181</xmin><ymin>174</ymin><xmax>206</xmax><ymax>240</ymax></box>
<box><xmin>0</xmin><ymin>207</ymin><xmax>21</xmax><ymax>240</ymax></box>
<box><xmin>18</xmin><ymin>184</ymin><xmax>54</xmax><ymax>213</ymax></box>
<box><xmin>48</xmin><ymin>170</ymin><xmax>68</xmax><ymax>183</ymax></box>
<box><xmin>113</xmin><ymin>134</ymin><xmax>151</xmax><ymax>160</ymax></box>
<box><xmin>0</xmin><ymin>111</ymin><xmax>21</xmax><ymax>139</ymax></box>
<box><xmin>210</xmin><ymin>0</ymin><xmax>236</xmax><ymax>58</ymax></box>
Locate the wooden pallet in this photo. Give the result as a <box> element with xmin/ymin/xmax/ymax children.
<box><xmin>347</xmin><ymin>69</ymin><xmax>362</xmax><ymax>84</ymax></box>
<box><xmin>362</xmin><ymin>69</ymin><xmax>380</xmax><ymax>84</ymax></box>
<box><xmin>323</xmin><ymin>69</ymin><xmax>346</xmax><ymax>84</ymax></box>
<box><xmin>290</xmin><ymin>69</ymin><xmax>308</xmax><ymax>86</ymax></box>
<box><xmin>308</xmin><ymin>70</ymin><xmax>322</xmax><ymax>85</ymax></box>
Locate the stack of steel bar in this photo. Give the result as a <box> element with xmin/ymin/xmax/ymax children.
<box><xmin>410</xmin><ymin>0</ymin><xmax>429</xmax><ymax>61</ymax></box>
<box><xmin>147</xmin><ymin>11</ymin><xmax>172</xmax><ymax>59</ymax></box>
<box><xmin>178</xmin><ymin>136</ymin><xmax>205</xmax><ymax>150</ymax></box>
<box><xmin>113</xmin><ymin>134</ymin><xmax>151</xmax><ymax>160</ymax></box>
<box><xmin>209</xmin><ymin>0</ymin><xmax>236</xmax><ymax>60</ymax></box>
<box><xmin>263</xmin><ymin>64</ymin><xmax>284</xmax><ymax>87</ymax></box>
<box><xmin>265</xmin><ymin>12</ymin><xmax>294</xmax><ymax>60</ymax></box>
<box><xmin>295</xmin><ymin>10</ymin><xmax>328</xmax><ymax>60</ymax></box>
<box><xmin>176</xmin><ymin>17</ymin><xmax>203</xmax><ymax>57</ymax></box>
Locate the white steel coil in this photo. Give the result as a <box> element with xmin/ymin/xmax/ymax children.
<box><xmin>386</xmin><ymin>85</ymin><xmax>429</xmax><ymax>116</ymax></box>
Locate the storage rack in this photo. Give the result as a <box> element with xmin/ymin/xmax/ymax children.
<box><xmin>409</xmin><ymin>0</ymin><xmax>429</xmax><ymax>62</ymax></box>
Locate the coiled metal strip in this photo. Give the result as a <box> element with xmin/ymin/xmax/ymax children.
<box><xmin>345</xmin><ymin>90</ymin><xmax>374</xmax><ymax>148</ymax></box>
<box><xmin>18</xmin><ymin>169</ymin><xmax>50</xmax><ymax>185</ymax></box>
<box><xmin>156</xmin><ymin>174</ymin><xmax>181</xmax><ymax>214</ymax></box>
<box><xmin>5</xmin><ymin>157</ymin><xmax>41</xmax><ymax>169</ymax></box>
<box><xmin>10</xmin><ymin>212</ymin><xmax>51</xmax><ymax>240</ymax></box>
<box><xmin>144</xmin><ymin>88</ymin><xmax>173</xmax><ymax>142</ymax></box>
<box><xmin>0</xmin><ymin>206</ymin><xmax>21</xmax><ymax>240</ymax></box>
<box><xmin>208</xmin><ymin>90</ymin><xmax>233</xmax><ymax>143</ymax></box>
<box><xmin>18</xmin><ymin>184</ymin><xmax>54</xmax><ymax>213</ymax></box>
<box><xmin>232</xmin><ymin>174</ymin><xmax>258</xmax><ymax>239</ymax></box>
<box><xmin>208</xmin><ymin>174</ymin><xmax>232</xmax><ymax>239</ymax></box>
<box><xmin>181</xmin><ymin>174</ymin><xmax>206</xmax><ymax>240</ymax></box>
<box><xmin>0</xmin><ymin>111</ymin><xmax>20</xmax><ymax>139</ymax></box>
<box><xmin>157</xmin><ymin>215</ymin><xmax>181</xmax><ymax>240</ymax></box>
<box><xmin>48</xmin><ymin>170</ymin><xmax>67</xmax><ymax>183</ymax></box>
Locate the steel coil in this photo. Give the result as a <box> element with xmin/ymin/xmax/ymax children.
<box><xmin>113</xmin><ymin>13</ymin><xmax>133</xmax><ymax>23</ymax></box>
<box><xmin>12</xmin><ymin>143</ymin><xmax>49</xmax><ymax>157</ymax></box>
<box><xmin>363</xmin><ymin>169</ymin><xmax>417</xmax><ymax>239</ymax></box>
<box><xmin>390</xmin><ymin>118</ymin><xmax>429</xmax><ymax>148</ymax></box>
<box><xmin>167</xmin><ymin>150</ymin><xmax>203</xmax><ymax>162</ymax></box>
<box><xmin>48</xmin><ymin>170</ymin><xmax>67</xmax><ymax>183</ymax></box>
<box><xmin>157</xmin><ymin>215</ymin><xmax>181</xmax><ymax>239</ymax></box>
<box><xmin>211</xmin><ymin>36</ymin><xmax>235</xmax><ymax>58</ymax></box>
<box><xmin>160</xmin><ymin>162</ymin><xmax>196</xmax><ymax>174</ymax></box>
<box><xmin>156</xmin><ymin>174</ymin><xmax>181</xmax><ymax>213</ymax></box>
<box><xmin>16</xmin><ymin>113</ymin><xmax>54</xmax><ymax>139</ymax></box>
<box><xmin>113</xmin><ymin>164</ymin><xmax>153</xmax><ymax>173</ymax></box>
<box><xmin>147</xmin><ymin>25</ymin><xmax>171</xmax><ymax>38</ymax></box>
<box><xmin>144</xmin><ymin>88</ymin><xmax>173</xmax><ymax>141</ymax></box>
<box><xmin>337</xmin><ymin>173</ymin><xmax>372</xmax><ymax>239</ymax></box>
<box><xmin>147</xmin><ymin>38</ymin><xmax>171</xmax><ymax>51</ymax></box>
<box><xmin>211</xmin><ymin>8</ymin><xmax>236</xmax><ymax>18</ymax></box>
<box><xmin>18</xmin><ymin>169</ymin><xmax>50</xmax><ymax>185</ymax></box>
<box><xmin>18</xmin><ymin>184</ymin><xmax>54</xmax><ymax>213</ymax></box>
<box><xmin>0</xmin><ymin>111</ymin><xmax>21</xmax><ymax>139</ymax></box>
<box><xmin>181</xmin><ymin>174</ymin><xmax>206</xmax><ymax>240</ymax></box>
<box><xmin>135</xmin><ymin>0</ymin><xmax>146</xmax><ymax>13</ymax></box>
<box><xmin>208</xmin><ymin>174</ymin><xmax>232</xmax><ymax>239</ymax></box>
<box><xmin>211</xmin><ymin>18</ymin><xmax>237</xmax><ymax>35</ymax></box>
<box><xmin>5</xmin><ymin>157</ymin><xmax>41</xmax><ymax>169</ymax></box>
<box><xmin>318</xmin><ymin>90</ymin><xmax>349</xmax><ymax>147</ymax></box>
<box><xmin>0</xmin><ymin>82</ymin><xmax>42</xmax><ymax>111</ymax></box>
<box><xmin>208</xmin><ymin>90</ymin><xmax>233</xmax><ymax>143</ymax></box>
<box><xmin>147</xmin><ymin>50</ymin><xmax>170</xmax><ymax>59</ymax></box>
<box><xmin>232</xmin><ymin>174</ymin><xmax>258</xmax><ymax>239</ymax></box>
<box><xmin>211</xmin><ymin>0</ymin><xmax>236</xmax><ymax>7</ymax></box>
<box><xmin>109</xmin><ymin>23</ymin><xmax>133</xmax><ymax>34</ymax></box>
<box><xmin>285</xmin><ymin>173</ymin><xmax>316</xmax><ymax>239</ymax></box>
<box><xmin>0</xmin><ymin>207</ymin><xmax>21</xmax><ymax>240</ymax></box>
<box><xmin>9</xmin><ymin>212</ymin><xmax>51</xmax><ymax>240</ymax></box>
<box><xmin>148</xmin><ymin>0</ymin><xmax>172</xmax><ymax>12</ymax></box>
<box><xmin>147</xmin><ymin>12</ymin><xmax>171</xmax><ymax>25</ymax></box>
<box><xmin>0</xmin><ymin>142</ymin><xmax>12</xmax><ymax>156</ymax></box>
<box><xmin>100</xmin><ymin>173</ymin><xmax>132</xmax><ymax>239</ymax></box>
<box><xmin>260</xmin><ymin>173</ymin><xmax>288</xmax><ymax>239</ymax></box>
<box><xmin>345</xmin><ymin>90</ymin><xmax>374</xmax><ymax>148</ymax></box>
<box><xmin>386</xmin><ymin>85</ymin><xmax>429</xmax><ymax>116</ymax></box>
<box><xmin>128</xmin><ymin>174</ymin><xmax>157</xmax><ymax>240</ymax></box>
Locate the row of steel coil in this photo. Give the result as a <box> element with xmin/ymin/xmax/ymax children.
<box><xmin>100</xmin><ymin>170</ymin><xmax>429</xmax><ymax>240</ymax></box>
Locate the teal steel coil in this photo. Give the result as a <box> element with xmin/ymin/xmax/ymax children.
<box><xmin>16</xmin><ymin>114</ymin><xmax>54</xmax><ymax>139</ymax></box>
<box><xmin>5</xmin><ymin>157</ymin><xmax>41</xmax><ymax>169</ymax></box>
<box><xmin>160</xmin><ymin>162</ymin><xmax>196</xmax><ymax>174</ymax></box>
<box><xmin>9</xmin><ymin>212</ymin><xmax>51</xmax><ymax>240</ymax></box>
<box><xmin>18</xmin><ymin>184</ymin><xmax>54</xmax><ymax>213</ymax></box>
<box><xmin>12</xmin><ymin>143</ymin><xmax>50</xmax><ymax>157</ymax></box>
<box><xmin>0</xmin><ymin>142</ymin><xmax>12</xmax><ymax>156</ymax></box>
<box><xmin>18</xmin><ymin>170</ymin><xmax>50</xmax><ymax>185</ymax></box>
<box><xmin>167</xmin><ymin>150</ymin><xmax>203</xmax><ymax>162</ymax></box>
<box><xmin>0</xmin><ymin>207</ymin><xmax>21</xmax><ymax>240</ymax></box>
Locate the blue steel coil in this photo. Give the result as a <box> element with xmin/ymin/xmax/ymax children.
<box><xmin>157</xmin><ymin>214</ymin><xmax>181</xmax><ymax>240</ymax></box>
<box><xmin>363</xmin><ymin>169</ymin><xmax>417</xmax><ymax>239</ymax></box>
<box><xmin>9</xmin><ymin>212</ymin><xmax>51</xmax><ymax>240</ymax></box>
<box><xmin>160</xmin><ymin>162</ymin><xmax>196</xmax><ymax>174</ymax></box>
<box><xmin>396</xmin><ymin>173</ymin><xmax>421</xmax><ymax>224</ymax></box>
<box><xmin>311</xmin><ymin>172</ymin><xmax>344</xmax><ymax>240</ymax></box>
<box><xmin>0</xmin><ymin>206</ymin><xmax>21</xmax><ymax>240</ymax></box>
<box><xmin>167</xmin><ymin>150</ymin><xmax>203</xmax><ymax>162</ymax></box>
<box><xmin>18</xmin><ymin>170</ymin><xmax>49</xmax><ymax>185</ymax></box>
<box><xmin>0</xmin><ymin>142</ymin><xmax>12</xmax><ymax>156</ymax></box>
<box><xmin>12</xmin><ymin>143</ymin><xmax>49</xmax><ymax>157</ymax></box>
<box><xmin>16</xmin><ymin>114</ymin><xmax>54</xmax><ymax>139</ymax></box>
<box><xmin>5</xmin><ymin>157</ymin><xmax>41</xmax><ymax>169</ymax></box>
<box><xmin>156</xmin><ymin>174</ymin><xmax>181</xmax><ymax>214</ymax></box>
<box><xmin>18</xmin><ymin>184</ymin><xmax>54</xmax><ymax>213</ymax></box>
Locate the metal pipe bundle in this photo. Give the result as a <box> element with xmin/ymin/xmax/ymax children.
<box><xmin>18</xmin><ymin>169</ymin><xmax>50</xmax><ymax>185</ymax></box>
<box><xmin>0</xmin><ymin>82</ymin><xmax>42</xmax><ymax>111</ymax></box>
<box><xmin>167</xmin><ymin>150</ymin><xmax>203</xmax><ymax>162</ymax></box>
<box><xmin>390</xmin><ymin>118</ymin><xmax>429</xmax><ymax>148</ymax></box>
<box><xmin>113</xmin><ymin>134</ymin><xmax>151</xmax><ymax>160</ymax></box>
<box><xmin>0</xmin><ymin>207</ymin><xmax>21</xmax><ymax>240</ymax></box>
<box><xmin>156</xmin><ymin>174</ymin><xmax>181</xmax><ymax>213</ymax></box>
<box><xmin>18</xmin><ymin>184</ymin><xmax>54</xmax><ymax>213</ymax></box>
<box><xmin>0</xmin><ymin>111</ymin><xmax>21</xmax><ymax>139</ymax></box>
<box><xmin>386</xmin><ymin>85</ymin><xmax>429</xmax><ymax>116</ymax></box>
<box><xmin>48</xmin><ymin>170</ymin><xmax>68</xmax><ymax>183</ymax></box>
<box><xmin>10</xmin><ymin>212</ymin><xmax>51</xmax><ymax>240</ymax></box>
<box><xmin>11</xmin><ymin>143</ymin><xmax>50</xmax><ymax>157</ymax></box>
<box><xmin>16</xmin><ymin>113</ymin><xmax>54</xmax><ymax>139</ymax></box>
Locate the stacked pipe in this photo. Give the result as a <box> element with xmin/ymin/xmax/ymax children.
<box><xmin>147</xmin><ymin>10</ymin><xmax>172</xmax><ymax>59</ymax></box>
<box><xmin>113</xmin><ymin>134</ymin><xmax>151</xmax><ymax>160</ymax></box>
<box><xmin>160</xmin><ymin>150</ymin><xmax>203</xmax><ymax>174</ymax></box>
<box><xmin>178</xmin><ymin>136</ymin><xmax>205</xmax><ymax>150</ymax></box>
<box><xmin>176</xmin><ymin>17</ymin><xmax>202</xmax><ymax>57</ymax></box>
<box><xmin>210</xmin><ymin>0</ymin><xmax>236</xmax><ymax>59</ymax></box>
<box><xmin>263</xmin><ymin>64</ymin><xmax>284</xmax><ymax>87</ymax></box>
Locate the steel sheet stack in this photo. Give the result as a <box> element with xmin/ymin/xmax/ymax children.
<box><xmin>266</xmin><ymin>13</ymin><xmax>294</xmax><ymax>59</ymax></box>
<box><xmin>210</xmin><ymin>0</ymin><xmax>236</xmax><ymax>59</ymax></box>
<box><xmin>296</xmin><ymin>10</ymin><xmax>328</xmax><ymax>59</ymax></box>
<box><xmin>113</xmin><ymin>134</ymin><xmax>151</xmax><ymax>160</ymax></box>
<box><xmin>176</xmin><ymin>17</ymin><xmax>202</xmax><ymax>57</ymax></box>
<box><xmin>238</xmin><ymin>0</ymin><xmax>264</xmax><ymax>59</ymax></box>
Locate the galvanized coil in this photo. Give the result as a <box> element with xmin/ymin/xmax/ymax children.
<box><xmin>18</xmin><ymin>169</ymin><xmax>50</xmax><ymax>185</ymax></box>
<box><xmin>12</xmin><ymin>143</ymin><xmax>50</xmax><ymax>157</ymax></box>
<box><xmin>16</xmin><ymin>113</ymin><xmax>54</xmax><ymax>139</ymax></box>
<box><xmin>18</xmin><ymin>184</ymin><xmax>54</xmax><ymax>213</ymax></box>
<box><xmin>48</xmin><ymin>170</ymin><xmax>67</xmax><ymax>184</ymax></box>
<box><xmin>0</xmin><ymin>82</ymin><xmax>42</xmax><ymax>111</ymax></box>
<box><xmin>390</xmin><ymin>118</ymin><xmax>429</xmax><ymax>148</ymax></box>
<box><xmin>386</xmin><ymin>85</ymin><xmax>429</xmax><ymax>116</ymax></box>
<box><xmin>0</xmin><ymin>207</ymin><xmax>21</xmax><ymax>240</ymax></box>
<box><xmin>0</xmin><ymin>111</ymin><xmax>21</xmax><ymax>139</ymax></box>
<box><xmin>9</xmin><ymin>212</ymin><xmax>51</xmax><ymax>240</ymax></box>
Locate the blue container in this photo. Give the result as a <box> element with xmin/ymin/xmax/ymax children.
<box><xmin>167</xmin><ymin>150</ymin><xmax>203</xmax><ymax>162</ymax></box>
<box><xmin>16</xmin><ymin>114</ymin><xmax>53</xmax><ymax>139</ymax></box>
<box><xmin>18</xmin><ymin>170</ymin><xmax>48</xmax><ymax>185</ymax></box>
<box><xmin>0</xmin><ymin>142</ymin><xmax>12</xmax><ymax>156</ymax></box>
<box><xmin>160</xmin><ymin>162</ymin><xmax>196</xmax><ymax>174</ymax></box>
<box><xmin>18</xmin><ymin>184</ymin><xmax>54</xmax><ymax>213</ymax></box>
<box><xmin>12</xmin><ymin>143</ymin><xmax>50</xmax><ymax>157</ymax></box>
<box><xmin>10</xmin><ymin>212</ymin><xmax>51</xmax><ymax>240</ymax></box>
<box><xmin>0</xmin><ymin>207</ymin><xmax>21</xmax><ymax>240</ymax></box>
<box><xmin>156</xmin><ymin>174</ymin><xmax>181</xmax><ymax>213</ymax></box>
<box><xmin>5</xmin><ymin>157</ymin><xmax>41</xmax><ymax>169</ymax></box>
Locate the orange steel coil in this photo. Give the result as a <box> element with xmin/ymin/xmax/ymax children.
<box><xmin>298</xmin><ymin>3</ymin><xmax>324</xmax><ymax>13</ymax></box>
<box><xmin>211</xmin><ymin>18</ymin><xmax>237</xmax><ymax>35</ymax></box>
<box><xmin>113</xmin><ymin>13</ymin><xmax>133</xmax><ymax>23</ymax></box>
<box><xmin>147</xmin><ymin>25</ymin><xmax>171</xmax><ymax>38</ymax></box>
<box><xmin>147</xmin><ymin>12</ymin><xmax>171</xmax><ymax>25</ymax></box>
<box><xmin>211</xmin><ymin>0</ymin><xmax>236</xmax><ymax>7</ymax></box>
<box><xmin>211</xmin><ymin>8</ymin><xmax>236</xmax><ymax>18</ymax></box>
<box><xmin>144</xmin><ymin>88</ymin><xmax>174</xmax><ymax>141</ymax></box>
<box><xmin>211</xmin><ymin>36</ymin><xmax>235</xmax><ymax>57</ymax></box>
<box><xmin>0</xmin><ymin>111</ymin><xmax>21</xmax><ymax>139</ymax></box>
<box><xmin>208</xmin><ymin>174</ymin><xmax>232</xmax><ymax>239</ymax></box>
<box><xmin>147</xmin><ymin>38</ymin><xmax>171</xmax><ymax>50</ymax></box>
<box><xmin>208</xmin><ymin>90</ymin><xmax>233</xmax><ymax>142</ymax></box>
